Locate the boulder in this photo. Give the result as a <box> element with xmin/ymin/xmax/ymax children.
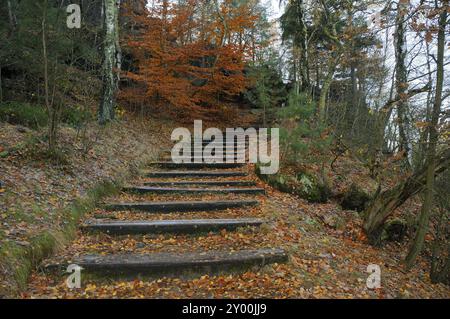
<box><xmin>341</xmin><ymin>184</ymin><xmax>371</xmax><ymax>212</ymax></box>
<box><xmin>382</xmin><ymin>219</ymin><xmax>408</xmax><ymax>242</ymax></box>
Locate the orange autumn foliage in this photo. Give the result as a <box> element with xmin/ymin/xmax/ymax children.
<box><xmin>120</xmin><ymin>0</ymin><xmax>261</xmax><ymax>115</ymax></box>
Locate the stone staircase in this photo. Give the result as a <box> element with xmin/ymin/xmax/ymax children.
<box><xmin>47</xmin><ymin>137</ymin><xmax>288</xmax><ymax>277</ymax></box>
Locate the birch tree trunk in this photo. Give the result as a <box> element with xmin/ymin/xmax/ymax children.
<box><xmin>404</xmin><ymin>1</ymin><xmax>448</xmax><ymax>269</ymax></box>
<box><xmin>99</xmin><ymin>0</ymin><xmax>121</xmax><ymax>124</ymax></box>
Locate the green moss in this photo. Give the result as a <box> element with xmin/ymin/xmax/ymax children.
<box><xmin>341</xmin><ymin>183</ymin><xmax>371</xmax><ymax>212</ymax></box>
<box><xmin>295</xmin><ymin>172</ymin><xmax>330</xmax><ymax>203</ymax></box>
<box><xmin>61</xmin><ymin>106</ymin><xmax>93</xmax><ymax>128</ymax></box>
<box><xmin>0</xmin><ymin>101</ymin><xmax>94</xmax><ymax>130</ymax></box>
<box><xmin>256</xmin><ymin>165</ymin><xmax>330</xmax><ymax>203</ymax></box>
<box><xmin>0</xmin><ymin>102</ymin><xmax>48</xmax><ymax>129</ymax></box>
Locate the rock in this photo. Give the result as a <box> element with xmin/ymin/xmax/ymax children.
<box><xmin>322</xmin><ymin>214</ymin><xmax>345</xmax><ymax>229</ymax></box>
<box><xmin>256</xmin><ymin>167</ymin><xmax>330</xmax><ymax>204</ymax></box>
<box><xmin>15</xmin><ymin>240</ymin><xmax>31</xmax><ymax>247</ymax></box>
<box><xmin>341</xmin><ymin>184</ymin><xmax>371</xmax><ymax>212</ymax></box>
<box><xmin>383</xmin><ymin>219</ymin><xmax>408</xmax><ymax>242</ymax></box>
<box><xmin>16</xmin><ymin>125</ymin><xmax>30</xmax><ymax>133</ymax></box>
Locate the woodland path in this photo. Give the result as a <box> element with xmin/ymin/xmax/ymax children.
<box><xmin>26</xmin><ymin>136</ymin><xmax>291</xmax><ymax>294</ymax></box>
<box><xmin>67</xmin><ymin>136</ymin><xmax>287</xmax><ymax>275</ymax></box>
<box><xmin>23</xmin><ymin>137</ymin><xmax>449</xmax><ymax>298</ymax></box>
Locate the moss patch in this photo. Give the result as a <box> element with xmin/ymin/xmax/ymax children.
<box><xmin>340</xmin><ymin>183</ymin><xmax>371</xmax><ymax>212</ymax></box>
<box><xmin>256</xmin><ymin>165</ymin><xmax>330</xmax><ymax>203</ymax></box>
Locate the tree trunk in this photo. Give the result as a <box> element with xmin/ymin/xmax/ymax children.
<box><xmin>7</xmin><ymin>0</ymin><xmax>18</xmax><ymax>30</ymax></box>
<box><xmin>430</xmin><ymin>203</ymin><xmax>449</xmax><ymax>285</ymax></box>
<box><xmin>404</xmin><ymin>2</ymin><xmax>447</xmax><ymax>269</ymax></box>
<box><xmin>296</xmin><ymin>0</ymin><xmax>309</xmax><ymax>90</ymax></box>
<box><xmin>417</xmin><ymin>40</ymin><xmax>434</xmax><ymax>168</ymax></box>
<box><xmin>318</xmin><ymin>57</ymin><xmax>338</xmax><ymax>124</ymax></box>
<box><xmin>41</xmin><ymin>0</ymin><xmax>55</xmax><ymax>151</ymax></box>
<box><xmin>99</xmin><ymin>0</ymin><xmax>121</xmax><ymax>124</ymax></box>
<box><xmin>394</xmin><ymin>1</ymin><xmax>411</xmax><ymax>167</ymax></box>
<box><xmin>363</xmin><ymin>149</ymin><xmax>450</xmax><ymax>245</ymax></box>
<box><xmin>0</xmin><ymin>66</ymin><xmax>3</xmax><ymax>102</ymax></box>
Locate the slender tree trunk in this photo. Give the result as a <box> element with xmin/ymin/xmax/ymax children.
<box><xmin>318</xmin><ymin>56</ymin><xmax>338</xmax><ymax>124</ymax></box>
<box><xmin>0</xmin><ymin>66</ymin><xmax>3</xmax><ymax>102</ymax></box>
<box><xmin>430</xmin><ymin>205</ymin><xmax>449</xmax><ymax>284</ymax></box>
<box><xmin>296</xmin><ymin>0</ymin><xmax>309</xmax><ymax>90</ymax></box>
<box><xmin>41</xmin><ymin>0</ymin><xmax>55</xmax><ymax>151</ymax></box>
<box><xmin>394</xmin><ymin>1</ymin><xmax>411</xmax><ymax>167</ymax></box>
<box><xmin>7</xmin><ymin>0</ymin><xmax>17</xmax><ymax>30</ymax></box>
<box><xmin>417</xmin><ymin>41</ymin><xmax>434</xmax><ymax>168</ymax></box>
<box><xmin>404</xmin><ymin>2</ymin><xmax>447</xmax><ymax>269</ymax></box>
<box><xmin>99</xmin><ymin>0</ymin><xmax>121</xmax><ymax>124</ymax></box>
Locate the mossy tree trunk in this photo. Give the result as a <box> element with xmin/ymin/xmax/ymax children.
<box><xmin>99</xmin><ymin>0</ymin><xmax>121</xmax><ymax>125</ymax></box>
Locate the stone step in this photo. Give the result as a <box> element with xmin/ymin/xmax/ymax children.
<box><xmin>159</xmin><ymin>158</ymin><xmax>250</xmax><ymax>163</ymax></box>
<box><xmin>149</xmin><ymin>162</ymin><xmax>244</xmax><ymax>169</ymax></box>
<box><xmin>178</xmin><ymin>141</ymin><xmax>250</xmax><ymax>145</ymax></box>
<box><xmin>169</xmin><ymin>151</ymin><xmax>248</xmax><ymax>156</ymax></box>
<box><xmin>176</xmin><ymin>151</ymin><xmax>248</xmax><ymax>156</ymax></box>
<box><xmin>177</xmin><ymin>148</ymin><xmax>248</xmax><ymax>152</ymax></box>
<box><xmin>145</xmin><ymin>171</ymin><xmax>248</xmax><ymax>178</ymax></box>
<box><xmin>105</xmin><ymin>200</ymin><xmax>259</xmax><ymax>213</ymax></box>
<box><xmin>163</xmin><ymin>148</ymin><xmax>247</xmax><ymax>152</ymax></box>
<box><xmin>143</xmin><ymin>181</ymin><xmax>257</xmax><ymax>187</ymax></box>
<box><xmin>177</xmin><ymin>143</ymin><xmax>248</xmax><ymax>148</ymax></box>
<box><xmin>82</xmin><ymin>218</ymin><xmax>264</xmax><ymax>235</ymax></box>
<box><xmin>48</xmin><ymin>249</ymin><xmax>288</xmax><ymax>276</ymax></box>
<box><xmin>124</xmin><ymin>186</ymin><xmax>266</xmax><ymax>195</ymax></box>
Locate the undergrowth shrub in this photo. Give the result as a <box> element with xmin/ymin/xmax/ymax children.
<box><xmin>0</xmin><ymin>102</ymin><xmax>47</xmax><ymax>129</ymax></box>
<box><xmin>276</xmin><ymin>91</ymin><xmax>332</xmax><ymax>166</ymax></box>
<box><xmin>0</xmin><ymin>101</ymin><xmax>93</xmax><ymax>129</ymax></box>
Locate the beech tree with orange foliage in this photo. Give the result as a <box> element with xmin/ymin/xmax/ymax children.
<box><xmin>121</xmin><ymin>0</ymin><xmax>265</xmax><ymax>115</ymax></box>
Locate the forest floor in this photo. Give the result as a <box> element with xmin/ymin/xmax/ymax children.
<box><xmin>21</xmin><ymin>159</ymin><xmax>450</xmax><ymax>299</ymax></box>
<box><xmin>0</xmin><ymin>116</ymin><xmax>174</xmax><ymax>296</ymax></box>
<box><xmin>1</xmin><ymin>113</ymin><xmax>449</xmax><ymax>299</ymax></box>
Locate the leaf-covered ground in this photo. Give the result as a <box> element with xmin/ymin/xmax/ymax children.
<box><xmin>22</xmin><ymin>163</ymin><xmax>450</xmax><ymax>299</ymax></box>
<box><xmin>0</xmin><ymin>117</ymin><xmax>174</xmax><ymax>296</ymax></box>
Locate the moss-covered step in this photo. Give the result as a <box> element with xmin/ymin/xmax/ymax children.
<box><xmin>82</xmin><ymin>218</ymin><xmax>264</xmax><ymax>235</ymax></box>
<box><xmin>46</xmin><ymin>248</ymin><xmax>288</xmax><ymax>276</ymax></box>
<box><xmin>105</xmin><ymin>200</ymin><xmax>259</xmax><ymax>213</ymax></box>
